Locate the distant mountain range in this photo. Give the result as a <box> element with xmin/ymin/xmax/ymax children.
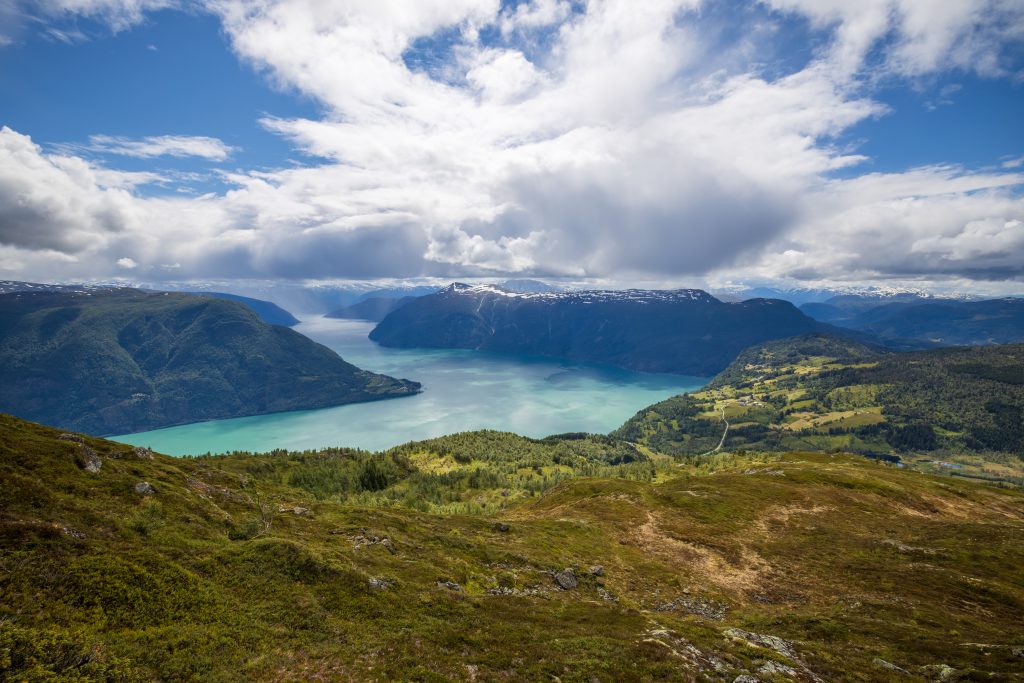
<box><xmin>369</xmin><ymin>283</ymin><xmax>833</xmax><ymax>376</ymax></box>
<box><xmin>800</xmin><ymin>295</ymin><xmax>1024</xmax><ymax>346</ymax></box>
<box><xmin>327</xmin><ymin>296</ymin><xmax>417</xmax><ymax>322</ymax></box>
<box><xmin>0</xmin><ymin>289</ymin><xmax>419</xmax><ymax>435</ymax></box>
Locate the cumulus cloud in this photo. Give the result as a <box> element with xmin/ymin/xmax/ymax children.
<box><xmin>1</xmin><ymin>0</ymin><xmax>1022</xmax><ymax>290</ymax></box>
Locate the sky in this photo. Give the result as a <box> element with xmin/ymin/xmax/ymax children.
<box><xmin>0</xmin><ymin>0</ymin><xmax>1023</xmax><ymax>295</ymax></box>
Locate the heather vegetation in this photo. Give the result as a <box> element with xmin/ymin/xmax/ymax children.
<box><xmin>2</xmin><ymin>413</ymin><xmax>1023</xmax><ymax>681</ymax></box>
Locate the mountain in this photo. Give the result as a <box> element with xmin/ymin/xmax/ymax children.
<box><xmin>804</xmin><ymin>298</ymin><xmax>1024</xmax><ymax>346</ymax></box>
<box><xmin>0</xmin><ymin>288</ymin><xmax>420</xmax><ymax>435</ymax></box>
<box><xmin>326</xmin><ymin>295</ymin><xmax>416</xmax><ymax>322</ymax></box>
<box><xmin>370</xmin><ymin>283</ymin><xmax>831</xmax><ymax>376</ymax></box>
<box><xmin>3</xmin><ymin>413</ymin><xmax>1023</xmax><ymax>681</ymax></box>
<box><xmin>616</xmin><ymin>334</ymin><xmax>1024</xmax><ymax>463</ymax></box>
<box><xmin>186</xmin><ymin>291</ymin><xmax>300</xmax><ymax>327</ymax></box>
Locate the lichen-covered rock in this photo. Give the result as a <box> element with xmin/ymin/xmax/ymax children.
<box><xmin>75</xmin><ymin>445</ymin><xmax>101</xmax><ymax>473</ymax></box>
<box><xmin>874</xmin><ymin>658</ymin><xmax>910</xmax><ymax>674</ymax></box>
<box><xmin>58</xmin><ymin>433</ymin><xmax>85</xmax><ymax>444</ymax></box>
<box><xmin>589</xmin><ymin>565</ymin><xmax>604</xmax><ymax>576</ymax></box>
<box><xmin>132</xmin><ymin>446</ymin><xmax>155</xmax><ymax>460</ymax></box>
<box><xmin>368</xmin><ymin>577</ymin><xmax>393</xmax><ymax>590</ymax></box>
<box><xmin>134</xmin><ymin>481</ymin><xmax>156</xmax><ymax>495</ymax></box>
<box><xmin>436</xmin><ymin>579</ymin><xmax>462</xmax><ymax>591</ymax></box>
<box><xmin>553</xmin><ymin>568</ymin><xmax>578</xmax><ymax>590</ymax></box>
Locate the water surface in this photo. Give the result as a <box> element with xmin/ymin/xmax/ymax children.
<box><xmin>112</xmin><ymin>317</ymin><xmax>705</xmax><ymax>455</ymax></box>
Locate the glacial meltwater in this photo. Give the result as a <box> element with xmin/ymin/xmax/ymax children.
<box><xmin>111</xmin><ymin>316</ymin><xmax>706</xmax><ymax>455</ymax></box>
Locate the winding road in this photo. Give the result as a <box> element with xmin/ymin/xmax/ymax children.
<box><xmin>700</xmin><ymin>405</ymin><xmax>730</xmax><ymax>456</ymax></box>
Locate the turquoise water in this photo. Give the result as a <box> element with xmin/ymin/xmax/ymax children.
<box><xmin>111</xmin><ymin>316</ymin><xmax>705</xmax><ymax>455</ymax></box>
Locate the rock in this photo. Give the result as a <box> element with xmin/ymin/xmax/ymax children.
<box><xmin>874</xmin><ymin>658</ymin><xmax>910</xmax><ymax>675</ymax></box>
<box><xmin>589</xmin><ymin>565</ymin><xmax>604</xmax><ymax>577</ymax></box>
<box><xmin>58</xmin><ymin>433</ymin><xmax>85</xmax><ymax>444</ymax></box>
<box><xmin>657</xmin><ymin>595</ymin><xmax>728</xmax><ymax>620</ymax></box>
<box><xmin>278</xmin><ymin>505</ymin><xmax>311</xmax><ymax>516</ymax></box>
<box><xmin>436</xmin><ymin>579</ymin><xmax>462</xmax><ymax>591</ymax></box>
<box><xmin>134</xmin><ymin>481</ymin><xmax>156</xmax><ymax>495</ymax></box>
<box><xmin>919</xmin><ymin>664</ymin><xmax>959</xmax><ymax>682</ymax></box>
<box><xmin>368</xmin><ymin>577</ymin><xmax>392</xmax><ymax>590</ymax></box>
<box><xmin>75</xmin><ymin>445</ymin><xmax>101</xmax><ymax>473</ymax></box>
<box><xmin>553</xmin><ymin>568</ymin><xmax>578</xmax><ymax>590</ymax></box>
<box><xmin>132</xmin><ymin>446</ymin><xmax>155</xmax><ymax>460</ymax></box>
<box><xmin>723</xmin><ymin>628</ymin><xmax>797</xmax><ymax>660</ymax></box>
<box><xmin>493</xmin><ymin>522</ymin><xmax>510</xmax><ymax>532</ymax></box>
<box><xmin>1012</xmin><ymin>647</ymin><xmax>1024</xmax><ymax>659</ymax></box>
<box><xmin>733</xmin><ymin>676</ymin><xmax>761</xmax><ymax>683</ymax></box>
<box><xmin>759</xmin><ymin>661</ymin><xmax>798</xmax><ymax>677</ymax></box>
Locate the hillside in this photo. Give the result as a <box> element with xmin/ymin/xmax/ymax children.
<box><xmin>616</xmin><ymin>335</ymin><xmax>1024</xmax><ymax>478</ymax></box>
<box><xmin>2</xmin><ymin>414</ymin><xmax>1023</xmax><ymax>681</ymax></box>
<box><xmin>800</xmin><ymin>297</ymin><xmax>1024</xmax><ymax>346</ymax></box>
<box><xmin>0</xmin><ymin>289</ymin><xmax>420</xmax><ymax>436</ymax></box>
<box><xmin>326</xmin><ymin>296</ymin><xmax>415</xmax><ymax>322</ymax></box>
<box><xmin>370</xmin><ymin>284</ymin><xmax>830</xmax><ymax>376</ymax></box>
<box><xmin>187</xmin><ymin>292</ymin><xmax>301</xmax><ymax>327</ymax></box>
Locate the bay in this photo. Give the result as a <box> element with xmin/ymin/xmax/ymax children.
<box><xmin>111</xmin><ymin>316</ymin><xmax>705</xmax><ymax>455</ymax></box>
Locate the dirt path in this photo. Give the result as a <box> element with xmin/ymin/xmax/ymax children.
<box><xmin>700</xmin><ymin>406</ymin><xmax>729</xmax><ymax>456</ymax></box>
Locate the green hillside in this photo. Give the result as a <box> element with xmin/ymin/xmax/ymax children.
<box><xmin>616</xmin><ymin>335</ymin><xmax>1024</xmax><ymax>483</ymax></box>
<box><xmin>0</xmin><ymin>289</ymin><xmax>420</xmax><ymax>435</ymax></box>
<box><xmin>3</xmin><ymin>413</ymin><xmax>1023</xmax><ymax>681</ymax></box>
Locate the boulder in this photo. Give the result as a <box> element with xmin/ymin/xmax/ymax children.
<box><xmin>368</xmin><ymin>577</ymin><xmax>392</xmax><ymax>590</ymax></box>
<box><xmin>436</xmin><ymin>579</ymin><xmax>462</xmax><ymax>592</ymax></box>
<box><xmin>553</xmin><ymin>568</ymin><xmax>578</xmax><ymax>590</ymax></box>
<box><xmin>134</xmin><ymin>481</ymin><xmax>156</xmax><ymax>495</ymax></box>
<box><xmin>589</xmin><ymin>565</ymin><xmax>604</xmax><ymax>577</ymax></box>
<box><xmin>132</xmin><ymin>446</ymin><xmax>155</xmax><ymax>460</ymax></box>
<box><xmin>75</xmin><ymin>445</ymin><xmax>101</xmax><ymax>473</ymax></box>
<box><xmin>493</xmin><ymin>522</ymin><xmax>510</xmax><ymax>533</ymax></box>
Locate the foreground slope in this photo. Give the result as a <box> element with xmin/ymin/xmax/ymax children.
<box><xmin>617</xmin><ymin>335</ymin><xmax>1024</xmax><ymax>476</ymax></box>
<box><xmin>0</xmin><ymin>289</ymin><xmax>419</xmax><ymax>435</ymax></box>
<box><xmin>370</xmin><ymin>284</ymin><xmax>828</xmax><ymax>375</ymax></box>
<box><xmin>2</xmin><ymin>414</ymin><xmax>1023</xmax><ymax>681</ymax></box>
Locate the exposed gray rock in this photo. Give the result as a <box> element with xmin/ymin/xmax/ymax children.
<box><xmin>132</xmin><ymin>446</ymin><xmax>155</xmax><ymax>460</ymax></box>
<box><xmin>759</xmin><ymin>660</ymin><xmax>798</xmax><ymax>677</ymax></box>
<box><xmin>368</xmin><ymin>577</ymin><xmax>393</xmax><ymax>590</ymax></box>
<box><xmin>657</xmin><ymin>595</ymin><xmax>728</xmax><ymax>620</ymax></box>
<box><xmin>436</xmin><ymin>579</ymin><xmax>462</xmax><ymax>591</ymax></box>
<box><xmin>58</xmin><ymin>433</ymin><xmax>85</xmax><ymax>444</ymax></box>
<box><xmin>596</xmin><ymin>587</ymin><xmax>617</xmax><ymax>602</ymax></box>
<box><xmin>589</xmin><ymin>565</ymin><xmax>604</xmax><ymax>577</ymax></box>
<box><xmin>278</xmin><ymin>505</ymin><xmax>311</xmax><ymax>516</ymax></box>
<box><xmin>493</xmin><ymin>522</ymin><xmax>510</xmax><ymax>532</ymax></box>
<box><xmin>75</xmin><ymin>445</ymin><xmax>101</xmax><ymax>473</ymax></box>
<box><xmin>134</xmin><ymin>481</ymin><xmax>156</xmax><ymax>495</ymax></box>
<box><xmin>874</xmin><ymin>658</ymin><xmax>910</xmax><ymax>675</ymax></box>
<box><xmin>733</xmin><ymin>675</ymin><xmax>761</xmax><ymax>683</ymax></box>
<box><xmin>553</xmin><ymin>568</ymin><xmax>578</xmax><ymax>590</ymax></box>
<box><xmin>1012</xmin><ymin>646</ymin><xmax>1024</xmax><ymax>658</ymax></box>
<box><xmin>723</xmin><ymin>628</ymin><xmax>797</xmax><ymax>659</ymax></box>
<box><xmin>919</xmin><ymin>664</ymin><xmax>959</xmax><ymax>682</ymax></box>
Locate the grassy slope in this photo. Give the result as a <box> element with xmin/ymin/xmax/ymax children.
<box><xmin>3</xmin><ymin>414</ymin><xmax>1023</xmax><ymax>681</ymax></box>
<box><xmin>0</xmin><ymin>289</ymin><xmax>420</xmax><ymax>436</ymax></box>
<box><xmin>616</xmin><ymin>336</ymin><xmax>1024</xmax><ymax>483</ymax></box>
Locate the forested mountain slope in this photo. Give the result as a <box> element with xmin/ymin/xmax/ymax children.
<box><xmin>617</xmin><ymin>335</ymin><xmax>1024</xmax><ymax>475</ymax></box>
<box><xmin>0</xmin><ymin>289</ymin><xmax>419</xmax><ymax>435</ymax></box>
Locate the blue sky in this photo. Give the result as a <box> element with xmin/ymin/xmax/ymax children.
<box><xmin>0</xmin><ymin>0</ymin><xmax>1022</xmax><ymax>294</ymax></box>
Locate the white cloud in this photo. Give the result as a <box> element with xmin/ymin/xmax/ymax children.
<box><xmin>1</xmin><ymin>0</ymin><xmax>1022</xmax><ymax>291</ymax></box>
<box><xmin>78</xmin><ymin>134</ymin><xmax>236</xmax><ymax>160</ymax></box>
<box><xmin>116</xmin><ymin>256</ymin><xmax>138</xmax><ymax>268</ymax></box>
